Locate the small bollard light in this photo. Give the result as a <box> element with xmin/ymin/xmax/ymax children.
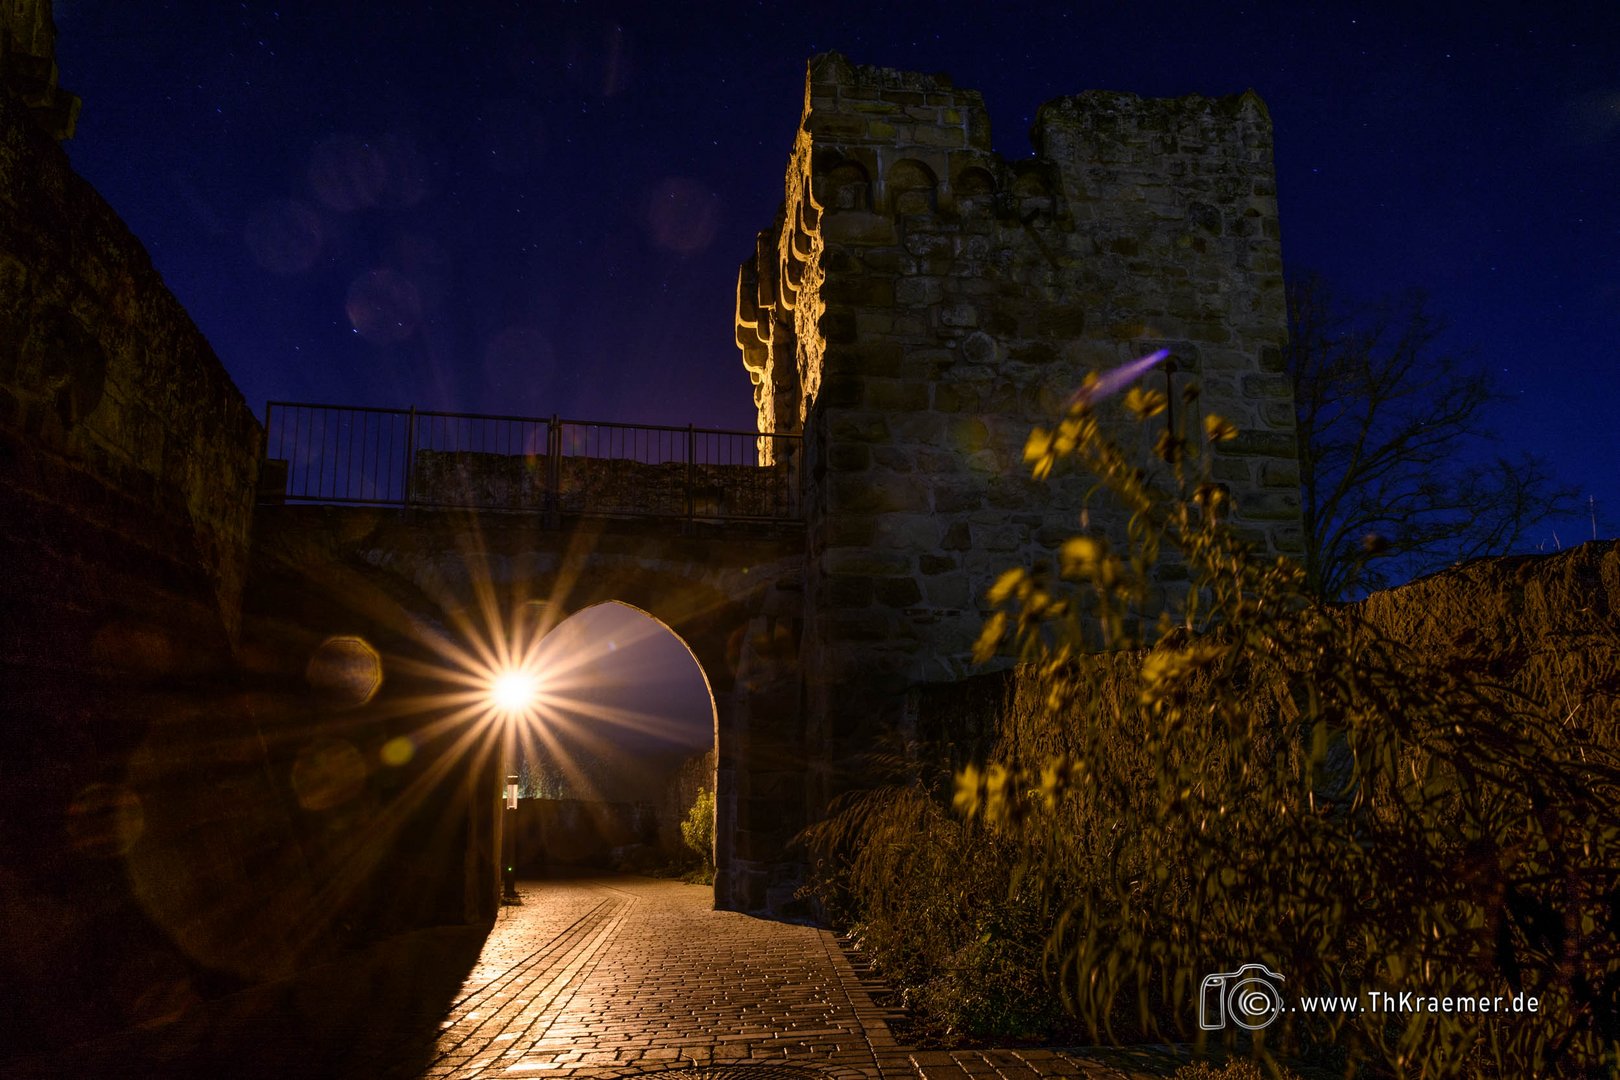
<box><xmin>505</xmin><ymin>775</ymin><xmax>519</xmax><ymax>810</ymax></box>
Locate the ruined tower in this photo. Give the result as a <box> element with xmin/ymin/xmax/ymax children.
<box><xmin>738</xmin><ymin>53</ymin><xmax>1303</xmax><ymax>805</ymax></box>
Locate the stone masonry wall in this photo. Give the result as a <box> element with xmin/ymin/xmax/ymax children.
<box><xmin>738</xmin><ymin>54</ymin><xmax>1302</xmax><ymax>795</ymax></box>
<box><xmin>0</xmin><ymin>78</ymin><xmax>296</xmax><ymax>1056</ymax></box>
<box><xmin>410</xmin><ymin>449</ymin><xmax>799</xmax><ymax>519</ymax></box>
<box><xmin>0</xmin><ymin>87</ymin><xmax>261</xmax><ymax>634</ymax></box>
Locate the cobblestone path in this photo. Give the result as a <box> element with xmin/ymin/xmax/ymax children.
<box><xmin>389</xmin><ymin>876</ymin><xmax>1184</xmax><ymax>1080</ymax></box>
<box><xmin>1</xmin><ymin>875</ymin><xmax>1191</xmax><ymax>1079</ymax></box>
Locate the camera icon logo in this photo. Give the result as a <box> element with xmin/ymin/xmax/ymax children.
<box><xmin>1199</xmin><ymin>963</ymin><xmax>1286</xmax><ymax>1030</ymax></box>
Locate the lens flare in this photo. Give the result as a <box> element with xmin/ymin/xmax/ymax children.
<box><xmin>489</xmin><ymin>669</ymin><xmax>540</xmax><ymax>715</ymax></box>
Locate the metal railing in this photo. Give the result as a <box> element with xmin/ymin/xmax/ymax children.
<box><xmin>260</xmin><ymin>402</ymin><xmax>802</xmax><ymax>522</ymax></box>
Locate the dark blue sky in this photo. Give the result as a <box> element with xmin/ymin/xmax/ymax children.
<box><xmin>55</xmin><ymin>1</ymin><xmax>1619</xmax><ymax>543</ymax></box>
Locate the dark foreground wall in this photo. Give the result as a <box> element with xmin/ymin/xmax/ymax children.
<box><xmin>0</xmin><ymin>82</ymin><xmax>490</xmax><ymax>1062</ymax></box>
<box><xmin>0</xmin><ymin>81</ymin><xmax>288</xmax><ymax>1054</ymax></box>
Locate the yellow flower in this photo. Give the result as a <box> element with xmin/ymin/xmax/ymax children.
<box><xmin>1204</xmin><ymin>413</ymin><xmax>1239</xmax><ymax>442</ymax></box>
<box><xmin>973</xmin><ymin>612</ymin><xmax>1008</xmax><ymax>663</ymax></box>
<box><xmin>1123</xmin><ymin>386</ymin><xmax>1167</xmax><ymax>419</ymax></box>
<box><xmin>1023</xmin><ymin>426</ymin><xmax>1053</xmax><ymax>464</ymax></box>
<box><xmin>953</xmin><ymin>764</ymin><xmax>982</xmax><ymax>818</ymax></box>
<box><xmin>1059</xmin><ymin>536</ymin><xmax>1103</xmax><ymax>577</ymax></box>
<box><xmin>986</xmin><ymin>568</ymin><xmax>1026</xmax><ymax>606</ymax></box>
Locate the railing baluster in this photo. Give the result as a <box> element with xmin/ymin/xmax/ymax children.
<box><xmin>547</xmin><ymin>415</ymin><xmax>561</xmax><ymax>525</ymax></box>
<box><xmin>403</xmin><ymin>406</ymin><xmax>417</xmax><ymax>506</ymax></box>
<box><xmin>686</xmin><ymin>423</ymin><xmax>695</xmax><ymax>521</ymax></box>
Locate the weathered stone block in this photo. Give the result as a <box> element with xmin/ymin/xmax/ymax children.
<box><xmin>895</xmin><ymin>277</ymin><xmax>943</xmax><ymax>306</ymax></box>
<box><xmin>874</xmin><ymin>512</ymin><xmax>942</xmax><ymax>550</ymax></box>
<box><xmin>971</xmin><ymin>523</ymin><xmax>1024</xmax><ymax>552</ymax></box>
<box><xmin>1236</xmin><ymin>489</ymin><xmax>1301</xmax><ymax>520</ymax></box>
<box><xmin>864</xmin><ymin>378</ymin><xmax>930</xmax><ymax>411</ymax></box>
<box><xmin>1241</xmin><ymin>372</ymin><xmax>1292</xmax><ymax>398</ymax></box>
<box><xmin>824</xmin><ymin>574</ymin><xmax>875</xmax><ymax>606</ymax></box>
<box><xmin>1260</xmin><ymin>401</ymin><xmax>1294</xmax><ymax>428</ymax></box>
<box><xmin>1218</xmin><ymin>430</ymin><xmax>1296</xmax><ymax>457</ymax></box>
<box><xmin>822</xmin><ymin>274</ymin><xmax>895</xmax><ymax>307</ymax></box>
<box><xmin>826</xmin><ymin>442</ymin><xmax>870</xmax><ymax>471</ymax></box>
<box><xmin>1036</xmin><ymin>303</ymin><xmax>1087</xmax><ymax>338</ymax></box>
<box><xmin>923</xmin><ymin>574</ymin><xmax>971</xmax><ymax>608</ymax></box>
<box><xmin>933</xmin><ymin>484</ymin><xmax>983</xmax><ymax>513</ymax></box>
<box><xmin>826</xmin><ymin>412</ymin><xmax>889</xmax><ymax>443</ymax></box>
<box><xmin>820</xmin><ymin>310</ymin><xmax>858</xmax><ymax>342</ymax></box>
<box><xmin>947</xmin><ymin>417</ymin><xmax>990</xmax><ymax>452</ymax></box>
<box><xmin>870</xmin><ymin>445</ymin><xmax>913</xmax><ymax>472</ymax></box>
<box><xmin>829</xmin><ymin>471</ymin><xmax>931</xmax><ymax>513</ymax></box>
<box><xmin>875</xmin><ymin>577</ymin><xmax>923</xmax><ymax>606</ymax></box>
<box><xmin>933</xmin><ymin>381</ymin><xmax>980</xmax><ymax>413</ymax></box>
<box><xmin>825</xmin><ymin>514</ymin><xmax>878</xmax><ymax>546</ymax></box>
<box><xmin>820</xmin><ymin>370</ymin><xmax>864</xmax><ymax>408</ymax></box>
<box><xmin>1260</xmin><ymin>459</ymin><xmax>1300</xmax><ymax>488</ymax></box>
<box><xmin>823</xmin><ymin>547</ymin><xmax>912</xmax><ymax>577</ymax></box>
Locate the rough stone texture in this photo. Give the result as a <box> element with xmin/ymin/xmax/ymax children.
<box><xmin>411</xmin><ymin>449</ymin><xmax>800</xmax><ymax>520</ymax></box>
<box><xmin>0</xmin><ymin>86</ymin><xmax>260</xmax><ymax>633</ymax></box>
<box><xmin>737</xmin><ymin>53</ymin><xmax>1302</xmax><ymax>797</ymax></box>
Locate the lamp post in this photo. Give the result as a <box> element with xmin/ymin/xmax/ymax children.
<box><xmin>487</xmin><ymin>660</ymin><xmax>539</xmax><ymax>907</ymax></box>
<box><xmin>503</xmin><ymin>772</ymin><xmax>520</xmax><ymax>902</ymax></box>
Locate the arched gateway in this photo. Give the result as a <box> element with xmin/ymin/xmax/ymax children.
<box><xmin>248</xmin><ymin>501</ymin><xmax>806</xmax><ymax>914</ymax></box>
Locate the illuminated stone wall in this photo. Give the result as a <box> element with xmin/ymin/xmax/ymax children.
<box><xmin>739</xmin><ymin>53</ymin><xmax>1303</xmax><ymax>800</ymax></box>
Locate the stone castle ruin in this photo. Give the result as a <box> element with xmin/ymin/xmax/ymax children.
<box><xmin>0</xmin><ymin>16</ymin><xmax>1321</xmax><ymax>1052</ymax></box>
<box><xmin>738</xmin><ymin>54</ymin><xmax>1303</xmax><ymax>814</ymax></box>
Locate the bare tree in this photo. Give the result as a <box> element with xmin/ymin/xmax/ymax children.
<box><xmin>1286</xmin><ymin>273</ymin><xmax>1579</xmax><ymax>600</ymax></box>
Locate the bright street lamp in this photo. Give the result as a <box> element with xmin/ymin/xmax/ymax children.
<box><xmin>489</xmin><ymin>669</ymin><xmax>540</xmax><ymax>715</ymax></box>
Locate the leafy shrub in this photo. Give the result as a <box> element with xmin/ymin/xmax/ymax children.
<box><xmin>681</xmin><ymin>786</ymin><xmax>714</xmax><ymax>870</ymax></box>
<box><xmin>806</xmin><ymin>783</ymin><xmax>1066</xmax><ymax>1042</ymax></box>
<box><xmin>1172</xmin><ymin>1061</ymin><xmax>1302</xmax><ymax>1080</ymax></box>
<box><xmin>954</xmin><ymin>368</ymin><xmax>1620</xmax><ymax>1076</ymax></box>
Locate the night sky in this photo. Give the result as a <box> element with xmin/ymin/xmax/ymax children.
<box><xmin>54</xmin><ymin>2</ymin><xmax>1618</xmax><ymax>537</ymax></box>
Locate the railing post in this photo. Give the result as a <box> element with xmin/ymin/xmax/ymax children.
<box><xmin>262</xmin><ymin>402</ymin><xmax>274</xmax><ymax>476</ymax></box>
<box><xmin>795</xmin><ymin>434</ymin><xmax>804</xmax><ymax>519</ymax></box>
<box><xmin>403</xmin><ymin>405</ymin><xmax>417</xmax><ymax>507</ymax></box>
<box><xmin>686</xmin><ymin>423</ymin><xmax>696</xmax><ymax>521</ymax></box>
<box><xmin>546</xmin><ymin>414</ymin><xmax>561</xmax><ymax>529</ymax></box>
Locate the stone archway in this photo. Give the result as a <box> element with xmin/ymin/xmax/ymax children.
<box><xmin>511</xmin><ymin>600</ymin><xmax>722</xmax><ymax>887</ymax></box>
<box><xmin>246</xmin><ymin>504</ymin><xmax>805</xmax><ymax>913</ymax></box>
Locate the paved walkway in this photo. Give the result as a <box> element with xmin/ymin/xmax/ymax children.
<box><xmin>391</xmin><ymin>876</ymin><xmax>1184</xmax><ymax>1080</ymax></box>
<box><xmin>1</xmin><ymin>875</ymin><xmax>1192</xmax><ymax>1080</ymax></box>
